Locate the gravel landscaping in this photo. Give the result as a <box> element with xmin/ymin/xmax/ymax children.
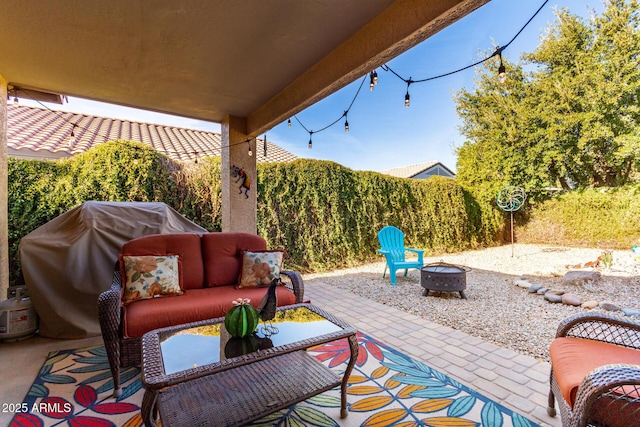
<box><xmin>302</xmin><ymin>243</ymin><xmax>640</xmax><ymax>361</ymax></box>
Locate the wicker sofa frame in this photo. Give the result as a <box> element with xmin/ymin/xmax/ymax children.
<box><xmin>547</xmin><ymin>312</ymin><xmax>640</xmax><ymax>427</ymax></box>
<box><xmin>98</xmin><ymin>267</ymin><xmax>304</xmax><ymax>397</ymax></box>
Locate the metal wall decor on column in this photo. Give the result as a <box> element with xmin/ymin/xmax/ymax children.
<box><xmin>231</xmin><ymin>165</ymin><xmax>251</xmax><ymax>199</ymax></box>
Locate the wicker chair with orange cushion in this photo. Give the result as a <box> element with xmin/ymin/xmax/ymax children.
<box><xmin>547</xmin><ymin>312</ymin><xmax>640</xmax><ymax>427</ymax></box>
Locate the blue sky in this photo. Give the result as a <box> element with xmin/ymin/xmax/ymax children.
<box><xmin>23</xmin><ymin>0</ymin><xmax>604</xmax><ymax>173</ymax></box>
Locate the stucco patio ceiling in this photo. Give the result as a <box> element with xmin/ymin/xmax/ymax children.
<box><xmin>0</xmin><ymin>0</ymin><xmax>488</xmax><ymax>137</ymax></box>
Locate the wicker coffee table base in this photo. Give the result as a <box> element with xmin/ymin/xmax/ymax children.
<box><xmin>140</xmin><ymin>305</ymin><xmax>358</xmax><ymax>426</ymax></box>
<box><xmin>152</xmin><ymin>350</ymin><xmax>341</xmax><ymax>427</ymax></box>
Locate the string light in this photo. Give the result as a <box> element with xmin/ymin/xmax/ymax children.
<box><xmin>263</xmin><ymin>134</ymin><xmax>267</xmax><ymax>157</ymax></box>
<box><xmin>66</xmin><ymin>123</ymin><xmax>77</xmax><ymax>147</ymax></box>
<box><xmin>14</xmin><ymin>0</ymin><xmax>550</xmax><ymax>158</ymax></box>
<box><xmin>498</xmin><ymin>51</ymin><xmax>507</xmax><ymax>83</ymax></box>
<box><xmin>404</xmin><ymin>80</ymin><xmax>412</xmax><ymax>108</ymax></box>
<box><xmin>369</xmin><ymin>70</ymin><xmax>378</xmax><ymax>91</ymax></box>
<box><xmin>247</xmin><ymin>139</ymin><xmax>253</xmax><ymax>156</ymax></box>
<box><xmin>287</xmin><ymin>0</ymin><xmax>550</xmax><ymax>151</ymax></box>
<box><xmin>8</xmin><ymin>86</ymin><xmax>19</xmax><ymax>105</ymax></box>
<box><xmin>291</xmin><ymin>74</ymin><xmax>367</xmax><ymax>150</ymax></box>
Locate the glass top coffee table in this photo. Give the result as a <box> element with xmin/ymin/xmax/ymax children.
<box><xmin>140</xmin><ymin>303</ymin><xmax>358</xmax><ymax>427</ymax></box>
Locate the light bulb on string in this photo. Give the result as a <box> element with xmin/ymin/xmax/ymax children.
<box><xmin>498</xmin><ymin>53</ymin><xmax>507</xmax><ymax>83</ymax></box>
<box><xmin>263</xmin><ymin>134</ymin><xmax>267</xmax><ymax>157</ymax></box>
<box><xmin>404</xmin><ymin>79</ymin><xmax>412</xmax><ymax>108</ymax></box>
<box><xmin>308</xmin><ymin>132</ymin><xmax>313</xmax><ymax>149</ymax></box>
<box><xmin>65</xmin><ymin>123</ymin><xmax>78</xmax><ymax>147</ymax></box>
<box><xmin>10</xmin><ymin>87</ymin><xmax>19</xmax><ymax>105</ymax></box>
<box><xmin>287</xmin><ymin>118</ymin><xmax>291</xmax><ymax>128</ymax></box>
<box><xmin>369</xmin><ymin>70</ymin><xmax>378</xmax><ymax>91</ymax></box>
<box><xmin>247</xmin><ymin>139</ymin><xmax>253</xmax><ymax>156</ymax></box>
<box><xmin>344</xmin><ymin>112</ymin><xmax>349</xmax><ymax>133</ymax></box>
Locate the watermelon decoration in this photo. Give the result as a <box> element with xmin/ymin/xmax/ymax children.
<box><xmin>224</xmin><ymin>298</ymin><xmax>259</xmax><ymax>338</ymax></box>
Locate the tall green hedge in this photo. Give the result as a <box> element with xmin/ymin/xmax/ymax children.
<box><xmin>257</xmin><ymin>159</ymin><xmax>491</xmax><ymax>271</ymax></box>
<box><xmin>8</xmin><ymin>141</ymin><xmax>494</xmax><ymax>285</ymax></box>
<box><xmin>515</xmin><ymin>185</ymin><xmax>640</xmax><ymax>249</ymax></box>
<box><xmin>172</xmin><ymin>157</ymin><xmax>223</xmax><ymax>231</ymax></box>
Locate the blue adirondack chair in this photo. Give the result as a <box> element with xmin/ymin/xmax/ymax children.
<box><xmin>377</xmin><ymin>226</ymin><xmax>424</xmax><ymax>285</ymax></box>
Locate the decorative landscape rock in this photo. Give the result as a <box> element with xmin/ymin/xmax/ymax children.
<box><xmin>513</xmin><ymin>271</ymin><xmax>636</xmax><ymax>314</ymax></box>
<box><xmin>562</xmin><ymin>271</ymin><xmax>601</xmax><ymax>286</ymax></box>
<box><xmin>581</xmin><ymin>300</ymin><xmax>599</xmax><ymax>309</ymax></box>
<box><xmin>561</xmin><ymin>293</ymin><xmax>582</xmax><ymax>306</ymax></box>
<box><xmin>511</xmin><ymin>266</ymin><xmax>637</xmax><ymax>315</ymax></box>
<box><xmin>545</xmin><ymin>293</ymin><xmax>563</xmax><ymax>303</ymax></box>
<box><xmin>514</xmin><ymin>277</ymin><xmax>533</xmax><ymax>289</ymax></box>
<box><xmin>528</xmin><ymin>283</ymin><xmax>542</xmax><ymax>293</ymax></box>
<box><xmin>622</xmin><ymin>308</ymin><xmax>640</xmax><ymax>317</ymax></box>
<box><xmin>599</xmin><ymin>301</ymin><xmax>621</xmax><ymax>312</ymax></box>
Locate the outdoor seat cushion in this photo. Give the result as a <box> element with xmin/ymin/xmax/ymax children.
<box><xmin>202</xmin><ymin>232</ymin><xmax>267</xmax><ymax>287</ymax></box>
<box><xmin>122</xmin><ymin>285</ymin><xmax>297</xmax><ymax>338</ymax></box>
<box><xmin>550</xmin><ymin>337</ymin><xmax>640</xmax><ymax>408</ymax></box>
<box><xmin>120</xmin><ymin>233</ymin><xmax>204</xmax><ymax>290</ymax></box>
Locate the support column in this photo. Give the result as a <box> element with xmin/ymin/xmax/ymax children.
<box><xmin>221</xmin><ymin>115</ymin><xmax>256</xmax><ymax>234</ymax></box>
<box><xmin>0</xmin><ymin>76</ymin><xmax>8</xmax><ymax>300</ymax></box>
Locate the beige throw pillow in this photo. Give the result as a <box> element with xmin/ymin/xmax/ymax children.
<box><xmin>237</xmin><ymin>250</ymin><xmax>284</xmax><ymax>288</ymax></box>
<box><xmin>122</xmin><ymin>255</ymin><xmax>182</xmax><ymax>304</ymax></box>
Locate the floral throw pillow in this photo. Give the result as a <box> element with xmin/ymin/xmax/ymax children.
<box><xmin>237</xmin><ymin>250</ymin><xmax>284</xmax><ymax>288</ymax></box>
<box><xmin>122</xmin><ymin>255</ymin><xmax>182</xmax><ymax>304</ymax></box>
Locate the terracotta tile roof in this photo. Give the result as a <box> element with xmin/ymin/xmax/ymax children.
<box><xmin>381</xmin><ymin>161</ymin><xmax>455</xmax><ymax>178</ymax></box>
<box><xmin>6</xmin><ymin>104</ymin><xmax>297</xmax><ymax>163</ymax></box>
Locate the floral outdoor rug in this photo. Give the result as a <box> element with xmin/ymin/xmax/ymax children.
<box><xmin>11</xmin><ymin>332</ymin><xmax>540</xmax><ymax>427</ymax></box>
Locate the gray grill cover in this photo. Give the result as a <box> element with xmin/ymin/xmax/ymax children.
<box><xmin>19</xmin><ymin>201</ymin><xmax>207</xmax><ymax>339</ymax></box>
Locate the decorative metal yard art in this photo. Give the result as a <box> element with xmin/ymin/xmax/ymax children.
<box><xmin>496</xmin><ymin>186</ymin><xmax>526</xmax><ymax>257</ymax></box>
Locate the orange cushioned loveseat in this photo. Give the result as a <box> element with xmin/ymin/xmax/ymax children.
<box><xmin>98</xmin><ymin>232</ymin><xmax>304</xmax><ymax>397</ymax></box>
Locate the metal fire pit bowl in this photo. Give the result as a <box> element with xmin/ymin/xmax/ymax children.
<box><xmin>420</xmin><ymin>262</ymin><xmax>471</xmax><ymax>299</ymax></box>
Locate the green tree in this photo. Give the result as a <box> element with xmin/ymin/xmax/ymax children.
<box><xmin>455</xmin><ymin>56</ymin><xmax>539</xmax><ymax>202</ymax></box>
<box><xmin>456</xmin><ymin>0</ymin><xmax>640</xmax><ymax>196</ymax></box>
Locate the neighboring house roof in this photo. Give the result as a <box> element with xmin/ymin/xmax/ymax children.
<box><xmin>6</xmin><ymin>104</ymin><xmax>297</xmax><ymax>163</ymax></box>
<box><xmin>381</xmin><ymin>161</ymin><xmax>455</xmax><ymax>179</ymax></box>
